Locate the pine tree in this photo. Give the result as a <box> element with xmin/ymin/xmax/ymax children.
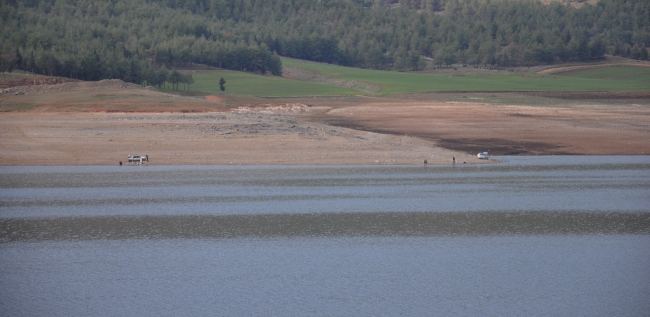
<box><xmin>28</xmin><ymin>51</ymin><xmax>36</xmax><ymax>73</ymax></box>
<box><xmin>15</xmin><ymin>48</ymin><xmax>23</xmax><ymax>70</ymax></box>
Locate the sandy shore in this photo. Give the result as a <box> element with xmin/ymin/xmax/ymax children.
<box><xmin>0</xmin><ymin>111</ymin><xmax>477</xmax><ymax>166</ymax></box>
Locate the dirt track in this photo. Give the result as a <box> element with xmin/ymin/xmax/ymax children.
<box><xmin>1</xmin><ymin>79</ymin><xmax>649</xmax><ymax>166</ymax></box>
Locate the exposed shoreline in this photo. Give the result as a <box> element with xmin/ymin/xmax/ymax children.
<box><xmin>1</xmin><ymin>80</ymin><xmax>648</xmax><ymax>166</ymax></box>
<box><xmin>0</xmin><ymin>111</ymin><xmax>481</xmax><ymax>166</ymax></box>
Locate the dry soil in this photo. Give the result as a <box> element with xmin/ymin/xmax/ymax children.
<box><xmin>1</xmin><ymin>79</ymin><xmax>648</xmax><ymax>166</ymax></box>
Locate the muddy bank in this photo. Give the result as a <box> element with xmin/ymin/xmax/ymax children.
<box><xmin>293</xmin><ymin>100</ymin><xmax>650</xmax><ymax>156</ymax></box>
<box><xmin>320</xmin><ymin>117</ymin><xmax>567</xmax><ymax>155</ymax></box>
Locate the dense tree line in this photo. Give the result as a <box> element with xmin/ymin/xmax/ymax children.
<box><xmin>0</xmin><ymin>0</ymin><xmax>648</xmax><ymax>84</ymax></box>
<box><xmin>0</xmin><ymin>0</ymin><xmax>282</xmax><ymax>83</ymax></box>
<box><xmin>144</xmin><ymin>0</ymin><xmax>649</xmax><ymax>68</ymax></box>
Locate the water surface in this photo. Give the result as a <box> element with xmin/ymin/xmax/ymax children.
<box><xmin>1</xmin><ymin>156</ymin><xmax>649</xmax><ymax>316</ymax></box>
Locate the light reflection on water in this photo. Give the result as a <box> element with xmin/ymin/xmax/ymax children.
<box><xmin>1</xmin><ymin>156</ymin><xmax>649</xmax><ymax>316</ymax></box>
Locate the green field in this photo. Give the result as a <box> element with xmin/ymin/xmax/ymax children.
<box><xmin>184</xmin><ymin>70</ymin><xmax>359</xmax><ymax>97</ymax></box>
<box><xmin>162</xmin><ymin>61</ymin><xmax>650</xmax><ymax>97</ymax></box>
<box><xmin>282</xmin><ymin>59</ymin><xmax>650</xmax><ymax>94</ymax></box>
<box><xmin>550</xmin><ymin>65</ymin><xmax>650</xmax><ymax>81</ymax></box>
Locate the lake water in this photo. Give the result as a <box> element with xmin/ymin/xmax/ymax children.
<box><xmin>1</xmin><ymin>156</ymin><xmax>649</xmax><ymax>316</ymax></box>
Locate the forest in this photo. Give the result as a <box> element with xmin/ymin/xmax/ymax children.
<box><xmin>0</xmin><ymin>0</ymin><xmax>648</xmax><ymax>85</ymax></box>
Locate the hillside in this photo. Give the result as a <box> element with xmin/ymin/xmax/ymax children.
<box><xmin>1</xmin><ymin>0</ymin><xmax>648</xmax><ymax>86</ymax></box>
<box><xmin>2</xmin><ymin>70</ymin><xmax>648</xmax><ymax>160</ymax></box>
<box><xmin>1</xmin><ymin>0</ymin><xmax>649</xmax><ymax>162</ymax></box>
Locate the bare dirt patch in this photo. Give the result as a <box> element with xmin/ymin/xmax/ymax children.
<box><xmin>2</xmin><ymin>79</ymin><xmax>648</xmax><ymax>166</ymax></box>
<box><xmin>0</xmin><ymin>77</ymin><xmax>79</xmax><ymax>89</ymax></box>
<box><xmin>205</xmin><ymin>95</ymin><xmax>226</xmax><ymax>103</ymax></box>
<box><xmin>291</xmin><ymin>98</ymin><xmax>650</xmax><ymax>156</ymax></box>
<box><xmin>0</xmin><ymin>111</ymin><xmax>475</xmax><ymax>166</ymax></box>
<box><xmin>0</xmin><ymin>80</ymin><xmax>476</xmax><ymax>165</ymax></box>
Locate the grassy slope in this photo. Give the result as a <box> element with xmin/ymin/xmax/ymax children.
<box><xmin>5</xmin><ymin>61</ymin><xmax>649</xmax><ymax>99</ymax></box>
<box><xmin>182</xmin><ymin>60</ymin><xmax>650</xmax><ymax>97</ymax></box>
<box><xmin>549</xmin><ymin>65</ymin><xmax>650</xmax><ymax>81</ymax></box>
<box><xmin>281</xmin><ymin>59</ymin><xmax>650</xmax><ymax>94</ymax></box>
<box><xmin>185</xmin><ymin>70</ymin><xmax>359</xmax><ymax>97</ymax></box>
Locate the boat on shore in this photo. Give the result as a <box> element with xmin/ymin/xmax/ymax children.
<box><xmin>477</xmin><ymin>152</ymin><xmax>490</xmax><ymax>159</ymax></box>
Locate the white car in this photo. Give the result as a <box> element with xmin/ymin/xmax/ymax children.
<box><xmin>127</xmin><ymin>154</ymin><xmax>148</xmax><ymax>164</ymax></box>
<box><xmin>477</xmin><ymin>152</ymin><xmax>489</xmax><ymax>159</ymax></box>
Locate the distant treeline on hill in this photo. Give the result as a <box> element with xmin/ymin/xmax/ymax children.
<box><xmin>0</xmin><ymin>0</ymin><xmax>648</xmax><ymax>85</ymax></box>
